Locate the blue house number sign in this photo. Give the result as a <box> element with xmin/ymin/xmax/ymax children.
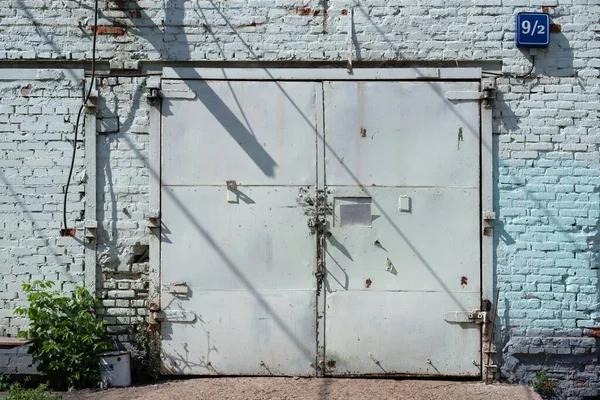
<box><xmin>516</xmin><ymin>12</ymin><xmax>550</xmax><ymax>48</ymax></box>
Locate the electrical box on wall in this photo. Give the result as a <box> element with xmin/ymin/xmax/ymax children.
<box><xmin>515</xmin><ymin>12</ymin><xmax>550</xmax><ymax>48</ymax></box>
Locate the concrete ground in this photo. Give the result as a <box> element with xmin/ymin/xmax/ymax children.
<box><xmin>63</xmin><ymin>377</ymin><xmax>542</xmax><ymax>400</ymax></box>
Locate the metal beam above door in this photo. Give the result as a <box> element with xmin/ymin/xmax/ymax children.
<box><xmin>162</xmin><ymin>68</ymin><xmax>482</xmax><ymax>81</ymax></box>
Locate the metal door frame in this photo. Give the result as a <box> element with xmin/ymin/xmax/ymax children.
<box><xmin>147</xmin><ymin>67</ymin><xmax>494</xmax><ymax>377</ymax></box>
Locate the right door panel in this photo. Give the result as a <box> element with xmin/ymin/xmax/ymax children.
<box><xmin>323</xmin><ymin>81</ymin><xmax>482</xmax><ymax>376</ymax></box>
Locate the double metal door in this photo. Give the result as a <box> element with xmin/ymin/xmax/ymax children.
<box><xmin>160</xmin><ymin>77</ymin><xmax>481</xmax><ymax>376</ymax></box>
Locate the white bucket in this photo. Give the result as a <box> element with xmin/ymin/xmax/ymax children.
<box><xmin>99</xmin><ymin>351</ymin><xmax>131</xmax><ymax>388</ymax></box>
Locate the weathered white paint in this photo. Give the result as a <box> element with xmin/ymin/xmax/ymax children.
<box><xmin>160</xmin><ymin>80</ymin><xmax>320</xmax><ymax>375</ymax></box>
<box><xmin>158</xmin><ymin>71</ymin><xmax>485</xmax><ymax>377</ymax></box>
<box><xmin>323</xmin><ymin>81</ymin><xmax>480</xmax><ymax>188</ymax></box>
<box><xmin>325</xmin><ymin>291</ymin><xmax>481</xmax><ymax>375</ymax></box>
<box><xmin>160</xmin><ymin>80</ymin><xmax>318</xmax><ymax>186</ymax></box>
<box><xmin>322</xmin><ymin>79</ymin><xmax>481</xmax><ymax>376</ymax></box>
<box><xmin>0</xmin><ymin>0</ymin><xmax>597</xmax><ymax>392</ymax></box>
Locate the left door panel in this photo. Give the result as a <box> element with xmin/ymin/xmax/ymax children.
<box><xmin>160</xmin><ymin>80</ymin><xmax>319</xmax><ymax>375</ymax></box>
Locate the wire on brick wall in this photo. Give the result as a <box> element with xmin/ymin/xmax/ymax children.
<box><xmin>483</xmin><ymin>55</ymin><xmax>536</xmax><ymax>79</ymax></box>
<box><xmin>62</xmin><ymin>0</ymin><xmax>99</xmax><ymax>236</ymax></box>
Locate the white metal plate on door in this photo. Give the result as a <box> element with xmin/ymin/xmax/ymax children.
<box><xmin>325</xmin><ymin>291</ymin><xmax>480</xmax><ymax>375</ymax></box>
<box><xmin>160</xmin><ymin>81</ymin><xmax>320</xmax><ymax>376</ymax></box>
<box><xmin>326</xmin><ymin>187</ymin><xmax>479</xmax><ymax>293</ymax></box>
<box><xmin>323</xmin><ymin>80</ymin><xmax>481</xmax><ymax>376</ymax></box>
<box><xmin>162</xmin><ymin>80</ymin><xmax>317</xmax><ymax>186</ymax></box>
<box><xmin>324</xmin><ymin>81</ymin><xmax>480</xmax><ymax>188</ymax></box>
<box><xmin>162</xmin><ymin>187</ymin><xmax>316</xmax><ymax>291</ymax></box>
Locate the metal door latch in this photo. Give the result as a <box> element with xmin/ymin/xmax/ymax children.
<box><xmin>315</xmin><ymin>261</ymin><xmax>325</xmax><ymax>295</ymax></box>
<box><xmin>444</xmin><ymin>310</ymin><xmax>488</xmax><ymax>324</ymax></box>
<box><xmin>307</xmin><ymin>215</ymin><xmax>326</xmax><ymax>233</ymax></box>
<box><xmin>315</xmin><ymin>266</ymin><xmax>324</xmax><ymax>283</ymax></box>
<box><xmin>226</xmin><ymin>180</ymin><xmax>238</xmax><ymax>203</ymax></box>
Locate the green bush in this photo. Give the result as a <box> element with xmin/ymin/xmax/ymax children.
<box><xmin>0</xmin><ymin>377</ymin><xmax>61</xmax><ymax>400</ymax></box>
<box><xmin>530</xmin><ymin>369</ymin><xmax>557</xmax><ymax>397</ymax></box>
<box><xmin>131</xmin><ymin>323</ymin><xmax>161</xmax><ymax>382</ymax></box>
<box><xmin>14</xmin><ymin>281</ymin><xmax>111</xmax><ymax>390</ymax></box>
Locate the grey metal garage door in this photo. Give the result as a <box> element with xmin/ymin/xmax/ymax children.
<box><xmin>158</xmin><ymin>71</ymin><xmax>482</xmax><ymax>377</ymax></box>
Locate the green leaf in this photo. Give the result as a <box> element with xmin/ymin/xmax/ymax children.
<box><xmin>13</xmin><ymin>282</ymin><xmax>109</xmax><ymax>390</ymax></box>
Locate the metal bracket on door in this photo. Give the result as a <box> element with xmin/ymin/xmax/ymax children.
<box><xmin>167</xmin><ymin>281</ymin><xmax>190</xmax><ymax>296</ymax></box>
<box><xmin>312</xmin><ymin>190</ymin><xmax>328</xmax><ymax>295</ymax></box>
<box><xmin>315</xmin><ymin>234</ymin><xmax>325</xmax><ymax>294</ymax></box>
<box><xmin>146</xmin><ymin>87</ymin><xmax>162</xmax><ymax>106</ymax></box>
<box><xmin>446</xmin><ymin>79</ymin><xmax>496</xmax><ymax>107</ymax></box>
<box><xmin>152</xmin><ymin>309</ymin><xmax>197</xmax><ymax>323</ymax></box>
<box><xmin>444</xmin><ymin>310</ymin><xmax>488</xmax><ymax>324</ymax></box>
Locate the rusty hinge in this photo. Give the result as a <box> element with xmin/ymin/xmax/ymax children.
<box><xmin>483</xmin><ymin>211</ymin><xmax>495</xmax><ymax>237</ymax></box>
<box><xmin>444</xmin><ymin>310</ymin><xmax>488</xmax><ymax>324</ymax></box>
<box><xmin>146</xmin><ymin>87</ymin><xmax>162</xmax><ymax>106</ymax></box>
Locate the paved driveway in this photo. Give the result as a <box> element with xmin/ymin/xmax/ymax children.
<box><xmin>64</xmin><ymin>378</ymin><xmax>542</xmax><ymax>400</ymax></box>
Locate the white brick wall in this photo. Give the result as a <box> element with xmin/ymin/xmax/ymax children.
<box><xmin>0</xmin><ymin>0</ymin><xmax>598</xmax><ymax>395</ymax></box>
<box><xmin>0</xmin><ymin>70</ymin><xmax>85</xmax><ymax>337</ymax></box>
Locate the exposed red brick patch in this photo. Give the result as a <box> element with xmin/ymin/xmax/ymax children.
<box><xmin>89</xmin><ymin>25</ymin><xmax>127</xmax><ymax>36</ymax></box>
<box><xmin>21</xmin><ymin>84</ymin><xmax>32</xmax><ymax>96</ymax></box>
<box><xmin>341</xmin><ymin>9</ymin><xmax>348</xmax><ymax>15</ymax></box>
<box><xmin>550</xmin><ymin>23</ymin><xmax>562</xmax><ymax>33</ymax></box>
<box><xmin>294</xmin><ymin>8</ymin><xmax>327</xmax><ymax>16</ymax></box>
<box><xmin>60</xmin><ymin>228</ymin><xmax>76</xmax><ymax>237</ymax></box>
<box><xmin>588</xmin><ymin>328</ymin><xmax>600</xmax><ymax>337</ymax></box>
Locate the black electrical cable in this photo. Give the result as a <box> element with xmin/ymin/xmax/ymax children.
<box><xmin>483</xmin><ymin>55</ymin><xmax>536</xmax><ymax>79</ymax></box>
<box><xmin>62</xmin><ymin>0</ymin><xmax>99</xmax><ymax>235</ymax></box>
